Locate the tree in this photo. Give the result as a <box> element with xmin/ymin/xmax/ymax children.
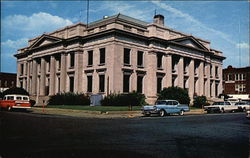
<box><xmin>158</xmin><ymin>86</ymin><xmax>190</xmax><ymax>105</ymax></box>
<box><xmin>3</xmin><ymin>87</ymin><xmax>29</xmax><ymax>96</ymax></box>
<box><xmin>193</xmin><ymin>96</ymin><xmax>207</xmax><ymax>108</ymax></box>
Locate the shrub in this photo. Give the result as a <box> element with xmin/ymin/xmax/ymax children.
<box><xmin>193</xmin><ymin>96</ymin><xmax>207</xmax><ymax>108</ymax></box>
<box><xmin>48</xmin><ymin>92</ymin><xmax>90</xmax><ymax>105</ymax></box>
<box><xmin>3</xmin><ymin>87</ymin><xmax>29</xmax><ymax>96</ymax></box>
<box><xmin>158</xmin><ymin>86</ymin><xmax>190</xmax><ymax>105</ymax></box>
<box><xmin>101</xmin><ymin>91</ymin><xmax>146</xmax><ymax>106</ymax></box>
<box><xmin>30</xmin><ymin>100</ymin><xmax>36</xmax><ymax>107</ymax></box>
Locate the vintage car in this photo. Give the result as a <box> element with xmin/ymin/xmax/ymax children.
<box><xmin>0</xmin><ymin>94</ymin><xmax>31</xmax><ymax>111</ymax></box>
<box><xmin>204</xmin><ymin>101</ymin><xmax>238</xmax><ymax>113</ymax></box>
<box><xmin>142</xmin><ymin>100</ymin><xmax>189</xmax><ymax>117</ymax></box>
<box><xmin>235</xmin><ymin>102</ymin><xmax>250</xmax><ymax>112</ymax></box>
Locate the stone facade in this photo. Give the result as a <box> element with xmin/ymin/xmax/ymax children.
<box><xmin>15</xmin><ymin>14</ymin><xmax>225</xmax><ymax>104</ymax></box>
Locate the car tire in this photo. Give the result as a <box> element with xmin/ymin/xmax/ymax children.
<box><xmin>144</xmin><ymin>114</ymin><xmax>150</xmax><ymax>117</ymax></box>
<box><xmin>243</xmin><ymin>107</ymin><xmax>246</xmax><ymax>112</ymax></box>
<box><xmin>159</xmin><ymin>109</ymin><xmax>166</xmax><ymax>117</ymax></box>
<box><xmin>221</xmin><ymin>108</ymin><xmax>225</xmax><ymax>113</ymax></box>
<box><xmin>179</xmin><ymin>110</ymin><xmax>184</xmax><ymax>116</ymax></box>
<box><xmin>7</xmin><ymin>106</ymin><xmax>12</xmax><ymax>111</ymax></box>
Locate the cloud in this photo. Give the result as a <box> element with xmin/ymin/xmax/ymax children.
<box><xmin>2</xmin><ymin>12</ymin><xmax>73</xmax><ymax>39</ymax></box>
<box><xmin>151</xmin><ymin>1</ymin><xmax>235</xmax><ymax>45</ymax></box>
<box><xmin>101</xmin><ymin>1</ymin><xmax>153</xmax><ymax>22</ymax></box>
<box><xmin>236</xmin><ymin>42</ymin><xmax>250</xmax><ymax>49</ymax></box>
<box><xmin>2</xmin><ymin>38</ymin><xmax>28</xmax><ymax>50</ymax></box>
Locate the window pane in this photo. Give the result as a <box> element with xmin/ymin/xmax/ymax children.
<box><xmin>88</xmin><ymin>50</ymin><xmax>93</xmax><ymax>65</ymax></box>
<box><xmin>124</xmin><ymin>48</ymin><xmax>130</xmax><ymax>65</ymax></box>
<box><xmin>137</xmin><ymin>76</ymin><xmax>143</xmax><ymax>93</ymax></box>
<box><xmin>69</xmin><ymin>77</ymin><xmax>74</xmax><ymax>92</ymax></box>
<box><xmin>123</xmin><ymin>74</ymin><xmax>130</xmax><ymax>92</ymax></box>
<box><xmin>87</xmin><ymin>76</ymin><xmax>92</xmax><ymax>92</ymax></box>
<box><xmin>99</xmin><ymin>75</ymin><xmax>105</xmax><ymax>92</ymax></box>
<box><xmin>100</xmin><ymin>48</ymin><xmax>105</xmax><ymax>64</ymax></box>
<box><xmin>157</xmin><ymin>77</ymin><xmax>162</xmax><ymax>93</ymax></box>
<box><xmin>137</xmin><ymin>51</ymin><xmax>143</xmax><ymax>66</ymax></box>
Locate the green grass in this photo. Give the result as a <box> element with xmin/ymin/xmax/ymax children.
<box><xmin>46</xmin><ymin>105</ymin><xmax>142</xmax><ymax>112</ymax></box>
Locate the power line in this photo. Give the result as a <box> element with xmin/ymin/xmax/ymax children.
<box><xmin>86</xmin><ymin>0</ymin><xmax>89</xmax><ymax>28</ymax></box>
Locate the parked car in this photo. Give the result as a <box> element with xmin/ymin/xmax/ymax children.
<box><xmin>0</xmin><ymin>94</ymin><xmax>31</xmax><ymax>111</ymax></box>
<box><xmin>235</xmin><ymin>102</ymin><xmax>250</xmax><ymax>112</ymax></box>
<box><xmin>204</xmin><ymin>101</ymin><xmax>238</xmax><ymax>113</ymax></box>
<box><xmin>141</xmin><ymin>100</ymin><xmax>189</xmax><ymax>117</ymax></box>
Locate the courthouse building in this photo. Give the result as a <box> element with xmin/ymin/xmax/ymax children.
<box><xmin>15</xmin><ymin>14</ymin><xmax>225</xmax><ymax>104</ymax></box>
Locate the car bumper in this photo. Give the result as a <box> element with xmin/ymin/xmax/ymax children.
<box><xmin>12</xmin><ymin>106</ymin><xmax>31</xmax><ymax>109</ymax></box>
<box><xmin>142</xmin><ymin>110</ymin><xmax>160</xmax><ymax>115</ymax></box>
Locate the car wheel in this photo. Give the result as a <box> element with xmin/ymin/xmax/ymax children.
<box><xmin>221</xmin><ymin>108</ymin><xmax>225</xmax><ymax>113</ymax></box>
<box><xmin>144</xmin><ymin>114</ymin><xmax>150</xmax><ymax>117</ymax></box>
<box><xmin>159</xmin><ymin>110</ymin><xmax>166</xmax><ymax>117</ymax></box>
<box><xmin>243</xmin><ymin>107</ymin><xmax>246</xmax><ymax>112</ymax></box>
<box><xmin>7</xmin><ymin>106</ymin><xmax>12</xmax><ymax>111</ymax></box>
<box><xmin>179</xmin><ymin>110</ymin><xmax>184</xmax><ymax>116</ymax></box>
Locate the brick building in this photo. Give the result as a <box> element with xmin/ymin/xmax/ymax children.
<box><xmin>0</xmin><ymin>72</ymin><xmax>17</xmax><ymax>92</ymax></box>
<box><xmin>223</xmin><ymin>65</ymin><xmax>250</xmax><ymax>95</ymax></box>
<box><xmin>14</xmin><ymin>14</ymin><xmax>225</xmax><ymax>104</ymax></box>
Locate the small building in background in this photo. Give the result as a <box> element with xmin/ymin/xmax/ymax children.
<box><xmin>0</xmin><ymin>72</ymin><xmax>17</xmax><ymax>92</ymax></box>
<box><xmin>223</xmin><ymin>65</ymin><xmax>250</xmax><ymax>101</ymax></box>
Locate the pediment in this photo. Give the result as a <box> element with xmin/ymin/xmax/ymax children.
<box><xmin>29</xmin><ymin>34</ymin><xmax>62</xmax><ymax>49</ymax></box>
<box><xmin>169</xmin><ymin>36</ymin><xmax>209</xmax><ymax>51</ymax></box>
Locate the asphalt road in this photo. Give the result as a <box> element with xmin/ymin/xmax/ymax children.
<box><xmin>0</xmin><ymin>111</ymin><xmax>249</xmax><ymax>158</ymax></box>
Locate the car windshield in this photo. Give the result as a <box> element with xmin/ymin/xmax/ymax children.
<box><xmin>212</xmin><ymin>102</ymin><xmax>225</xmax><ymax>105</ymax></box>
<box><xmin>156</xmin><ymin>101</ymin><xmax>167</xmax><ymax>105</ymax></box>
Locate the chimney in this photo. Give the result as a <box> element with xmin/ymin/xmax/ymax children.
<box><xmin>153</xmin><ymin>14</ymin><xmax>164</xmax><ymax>26</ymax></box>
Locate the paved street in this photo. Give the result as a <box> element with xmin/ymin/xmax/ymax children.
<box><xmin>0</xmin><ymin>111</ymin><xmax>249</xmax><ymax>158</ymax></box>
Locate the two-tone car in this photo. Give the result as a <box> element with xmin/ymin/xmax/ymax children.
<box><xmin>235</xmin><ymin>102</ymin><xmax>250</xmax><ymax>112</ymax></box>
<box><xmin>142</xmin><ymin>100</ymin><xmax>189</xmax><ymax>117</ymax></box>
<box><xmin>204</xmin><ymin>101</ymin><xmax>238</xmax><ymax>113</ymax></box>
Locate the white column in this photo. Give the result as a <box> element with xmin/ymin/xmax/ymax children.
<box><xmin>198</xmin><ymin>61</ymin><xmax>204</xmax><ymax>96</ymax></box>
<box><xmin>177</xmin><ymin>57</ymin><xmax>184</xmax><ymax>88</ymax></box>
<box><xmin>40</xmin><ymin>58</ymin><xmax>46</xmax><ymax>96</ymax></box>
<box><xmin>60</xmin><ymin>53</ymin><xmax>67</xmax><ymax>92</ymax></box>
<box><xmin>165</xmin><ymin>54</ymin><xmax>172</xmax><ymax>88</ymax></box>
<box><xmin>49</xmin><ymin>56</ymin><xmax>56</xmax><ymax>95</ymax></box>
<box><xmin>188</xmin><ymin>59</ymin><xmax>194</xmax><ymax>99</ymax></box>
<box><xmin>31</xmin><ymin>60</ymin><xmax>37</xmax><ymax>95</ymax></box>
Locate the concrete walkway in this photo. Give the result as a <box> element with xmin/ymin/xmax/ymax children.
<box><xmin>31</xmin><ymin>107</ymin><xmax>205</xmax><ymax>118</ymax></box>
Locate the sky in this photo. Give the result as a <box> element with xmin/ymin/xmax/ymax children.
<box><xmin>1</xmin><ymin>0</ymin><xmax>249</xmax><ymax>73</ymax></box>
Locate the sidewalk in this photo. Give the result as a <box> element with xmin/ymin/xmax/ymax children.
<box><xmin>31</xmin><ymin>107</ymin><xmax>205</xmax><ymax>118</ymax></box>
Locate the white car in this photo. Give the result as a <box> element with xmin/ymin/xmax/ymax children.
<box><xmin>235</xmin><ymin>102</ymin><xmax>250</xmax><ymax>112</ymax></box>
<box><xmin>204</xmin><ymin>101</ymin><xmax>238</xmax><ymax>113</ymax></box>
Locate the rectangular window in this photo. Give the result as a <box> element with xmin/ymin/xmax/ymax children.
<box><xmin>123</xmin><ymin>74</ymin><xmax>130</xmax><ymax>93</ymax></box>
<box><xmin>137</xmin><ymin>76</ymin><xmax>143</xmax><ymax>93</ymax></box>
<box><xmin>99</xmin><ymin>74</ymin><xmax>105</xmax><ymax>92</ymax></box>
<box><xmin>69</xmin><ymin>76</ymin><xmax>74</xmax><ymax>92</ymax></box>
<box><xmin>124</xmin><ymin>48</ymin><xmax>130</xmax><ymax>65</ymax></box>
<box><xmin>58</xmin><ymin>77</ymin><xmax>60</xmax><ymax>93</ymax></box>
<box><xmin>20</xmin><ymin>64</ymin><xmax>24</xmax><ymax>75</ymax></box>
<box><xmin>235</xmin><ymin>73</ymin><xmax>238</xmax><ymax>80</ymax></box>
<box><xmin>157</xmin><ymin>54</ymin><xmax>163</xmax><ymax>69</ymax></box>
<box><xmin>215</xmin><ymin>66</ymin><xmax>218</xmax><ymax>77</ymax></box>
<box><xmin>70</xmin><ymin>53</ymin><xmax>75</xmax><ymax>68</ymax></box>
<box><xmin>137</xmin><ymin>51</ymin><xmax>143</xmax><ymax>67</ymax></box>
<box><xmin>242</xmin><ymin>74</ymin><xmax>246</xmax><ymax>80</ymax></box>
<box><xmin>157</xmin><ymin>77</ymin><xmax>162</xmax><ymax>93</ymax></box>
<box><xmin>88</xmin><ymin>50</ymin><xmax>93</xmax><ymax>66</ymax></box>
<box><xmin>87</xmin><ymin>76</ymin><xmax>92</xmax><ymax>92</ymax></box>
<box><xmin>239</xmin><ymin>73</ymin><xmax>242</xmax><ymax>80</ymax></box>
<box><xmin>99</xmin><ymin>48</ymin><xmax>105</xmax><ymax>64</ymax></box>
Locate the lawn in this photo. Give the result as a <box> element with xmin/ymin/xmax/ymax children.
<box><xmin>46</xmin><ymin>105</ymin><xmax>142</xmax><ymax>112</ymax></box>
